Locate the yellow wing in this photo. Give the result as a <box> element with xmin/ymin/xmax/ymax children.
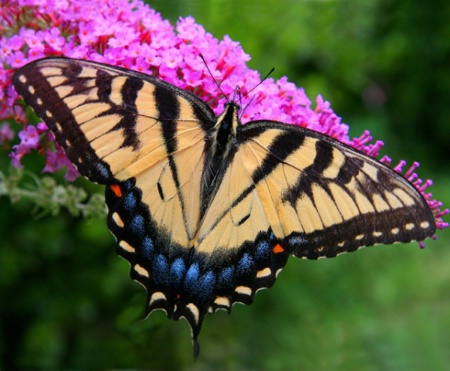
<box><xmin>13</xmin><ymin>57</ymin><xmax>215</xmax><ymax>251</ymax></box>
<box><xmin>196</xmin><ymin>122</ymin><xmax>435</xmax><ymax>260</ymax></box>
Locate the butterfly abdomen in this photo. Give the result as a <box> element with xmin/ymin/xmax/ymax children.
<box><xmin>199</xmin><ymin>103</ymin><xmax>240</xmax><ymax>211</ymax></box>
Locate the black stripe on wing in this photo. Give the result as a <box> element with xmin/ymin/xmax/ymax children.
<box><xmin>237</xmin><ymin>120</ymin><xmax>436</xmax><ymax>257</ymax></box>
<box><xmin>12</xmin><ymin>59</ymin><xmax>115</xmax><ymax>183</ymax></box>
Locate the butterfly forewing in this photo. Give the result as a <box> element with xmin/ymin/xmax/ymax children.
<box><xmin>196</xmin><ymin>120</ymin><xmax>435</xmax><ymax>259</ymax></box>
<box><xmin>13</xmin><ymin>58</ymin><xmax>216</xmax><ymax>244</ymax></box>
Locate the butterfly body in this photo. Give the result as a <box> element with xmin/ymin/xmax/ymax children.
<box><xmin>12</xmin><ymin>58</ymin><xmax>436</xmax><ymax>356</ymax></box>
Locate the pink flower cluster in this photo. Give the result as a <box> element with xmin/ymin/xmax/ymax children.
<box><xmin>0</xmin><ymin>0</ymin><xmax>447</xmax><ymax>232</ymax></box>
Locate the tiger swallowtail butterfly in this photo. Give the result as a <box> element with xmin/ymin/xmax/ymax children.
<box><xmin>12</xmin><ymin>58</ymin><xmax>436</xmax><ymax>356</ymax></box>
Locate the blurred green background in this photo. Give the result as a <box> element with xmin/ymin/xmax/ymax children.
<box><xmin>1</xmin><ymin>0</ymin><xmax>450</xmax><ymax>369</ymax></box>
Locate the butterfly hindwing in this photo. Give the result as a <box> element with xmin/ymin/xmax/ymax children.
<box><xmin>13</xmin><ymin>57</ymin><xmax>436</xmax><ymax>356</ymax></box>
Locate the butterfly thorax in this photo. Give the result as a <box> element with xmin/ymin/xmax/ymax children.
<box><xmin>199</xmin><ymin>102</ymin><xmax>240</xmax><ymax>215</ymax></box>
<box><xmin>211</xmin><ymin>102</ymin><xmax>239</xmax><ymax>158</ymax></box>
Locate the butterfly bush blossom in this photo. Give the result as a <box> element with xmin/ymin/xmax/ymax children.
<box><xmin>0</xmin><ymin>0</ymin><xmax>447</xmax><ymax>238</ymax></box>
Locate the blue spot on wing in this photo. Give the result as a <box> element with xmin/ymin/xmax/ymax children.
<box><xmin>93</xmin><ymin>162</ymin><xmax>112</xmax><ymax>181</ymax></box>
<box><xmin>184</xmin><ymin>263</ymin><xmax>200</xmax><ymax>293</ymax></box>
<box><xmin>121</xmin><ymin>179</ymin><xmax>134</xmax><ymax>192</ymax></box>
<box><xmin>152</xmin><ymin>254</ymin><xmax>169</xmax><ymax>286</ymax></box>
<box><xmin>218</xmin><ymin>266</ymin><xmax>234</xmax><ymax>290</ymax></box>
<box><xmin>288</xmin><ymin>235</ymin><xmax>308</xmax><ymax>247</ymax></box>
<box><xmin>128</xmin><ymin>214</ymin><xmax>145</xmax><ymax>238</ymax></box>
<box><xmin>237</xmin><ymin>253</ymin><xmax>254</xmax><ymax>276</ymax></box>
<box><xmin>141</xmin><ymin>236</ymin><xmax>154</xmax><ymax>260</ymax></box>
<box><xmin>269</xmin><ymin>232</ymin><xmax>276</xmax><ymax>242</ymax></box>
<box><xmin>122</xmin><ymin>192</ymin><xmax>137</xmax><ymax>211</ymax></box>
<box><xmin>170</xmin><ymin>258</ymin><xmax>186</xmax><ymax>286</ymax></box>
<box><xmin>183</xmin><ymin>264</ymin><xmax>216</xmax><ymax>302</ymax></box>
<box><xmin>198</xmin><ymin>271</ymin><xmax>215</xmax><ymax>299</ymax></box>
<box><xmin>255</xmin><ymin>240</ymin><xmax>270</xmax><ymax>261</ymax></box>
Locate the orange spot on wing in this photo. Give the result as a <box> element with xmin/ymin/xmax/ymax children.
<box><xmin>110</xmin><ymin>184</ymin><xmax>123</xmax><ymax>197</ymax></box>
<box><xmin>273</xmin><ymin>244</ymin><xmax>285</xmax><ymax>254</ymax></box>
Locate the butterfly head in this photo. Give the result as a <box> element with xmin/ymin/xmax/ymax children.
<box><xmin>216</xmin><ymin>102</ymin><xmax>241</xmax><ymax>132</ymax></box>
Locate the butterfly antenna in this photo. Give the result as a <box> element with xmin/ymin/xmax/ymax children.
<box><xmin>243</xmin><ymin>67</ymin><xmax>275</xmax><ymax>99</ymax></box>
<box><xmin>199</xmin><ymin>53</ymin><xmax>229</xmax><ymax>103</ymax></box>
<box><xmin>239</xmin><ymin>67</ymin><xmax>275</xmax><ymax>120</ymax></box>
